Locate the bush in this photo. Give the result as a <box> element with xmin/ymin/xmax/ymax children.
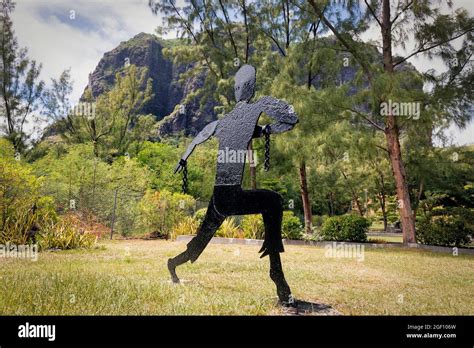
<box><xmin>240</xmin><ymin>211</ymin><xmax>303</xmax><ymax>240</ymax></box>
<box><xmin>320</xmin><ymin>214</ymin><xmax>369</xmax><ymax>242</ymax></box>
<box><xmin>37</xmin><ymin>215</ymin><xmax>97</xmax><ymax>250</ymax></box>
<box><xmin>0</xmin><ymin>139</ymin><xmax>57</xmax><ymax>244</ymax></box>
<box><xmin>241</xmin><ymin>214</ymin><xmax>264</xmax><ymax>239</ymax></box>
<box><xmin>416</xmin><ymin>215</ymin><xmax>472</xmax><ymax>247</ymax></box>
<box><xmin>416</xmin><ymin>194</ymin><xmax>473</xmax><ymax>247</ymax></box>
<box><xmin>193</xmin><ymin>208</ymin><xmax>208</xmax><ymax>225</ymax></box>
<box><xmin>137</xmin><ymin>189</ymin><xmax>195</xmax><ymax>239</ymax></box>
<box><xmin>282</xmin><ymin>211</ymin><xmax>303</xmax><ymax>240</ymax></box>
<box><xmin>170</xmin><ymin>216</ymin><xmax>199</xmax><ymax>240</ymax></box>
<box><xmin>33</xmin><ymin>144</ymin><xmax>152</xmax><ymax>236</ymax></box>
<box><xmin>312</xmin><ymin>215</ymin><xmax>328</xmax><ymax>228</ymax></box>
<box><xmin>64</xmin><ymin>212</ymin><xmax>110</xmax><ymax>239</ymax></box>
<box><xmin>216</xmin><ymin>218</ymin><xmax>241</xmax><ymax>238</ymax></box>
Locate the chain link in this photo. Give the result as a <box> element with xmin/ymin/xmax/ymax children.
<box><xmin>264</xmin><ymin>132</ymin><xmax>270</xmax><ymax>171</ymax></box>
<box><xmin>182</xmin><ymin>162</ymin><xmax>188</xmax><ymax>194</ymax></box>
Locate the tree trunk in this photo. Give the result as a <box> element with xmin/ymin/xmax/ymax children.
<box><xmin>328</xmin><ymin>192</ymin><xmax>334</xmax><ymax>216</ymax></box>
<box><xmin>91</xmin><ymin>158</ymin><xmax>97</xmax><ymax>213</ymax></box>
<box><xmin>381</xmin><ymin>184</ymin><xmax>388</xmax><ymax>232</ymax></box>
<box><xmin>381</xmin><ymin>0</ymin><xmax>416</xmax><ymax>243</ymax></box>
<box><xmin>339</xmin><ymin>168</ymin><xmax>364</xmax><ymax>216</ymax></box>
<box><xmin>378</xmin><ymin>192</ymin><xmax>388</xmax><ymax>231</ymax></box>
<box><xmin>385</xmin><ymin>123</ymin><xmax>415</xmax><ymax>242</ymax></box>
<box><xmin>299</xmin><ymin>160</ymin><xmax>313</xmax><ymax>233</ymax></box>
<box><xmin>375</xmin><ymin>169</ymin><xmax>388</xmax><ymax>231</ymax></box>
<box><xmin>353</xmin><ymin>198</ymin><xmax>364</xmax><ymax>217</ymax></box>
<box><xmin>413</xmin><ymin>179</ymin><xmax>424</xmax><ymax>218</ymax></box>
<box><xmin>382</xmin><ymin>207</ymin><xmax>388</xmax><ymax>232</ymax></box>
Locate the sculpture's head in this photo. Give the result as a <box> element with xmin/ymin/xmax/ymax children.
<box><xmin>234</xmin><ymin>64</ymin><xmax>256</xmax><ymax>102</ymax></box>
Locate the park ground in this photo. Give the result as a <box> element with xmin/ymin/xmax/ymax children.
<box><xmin>1</xmin><ymin>239</ymin><xmax>473</xmax><ymax>315</ymax></box>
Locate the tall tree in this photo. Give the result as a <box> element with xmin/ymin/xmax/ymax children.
<box><xmin>0</xmin><ymin>0</ymin><xmax>44</xmax><ymax>153</ymax></box>
<box><xmin>73</xmin><ymin>65</ymin><xmax>153</xmax><ymax>158</ymax></box>
<box><xmin>42</xmin><ymin>69</ymin><xmax>76</xmax><ymax>136</ymax></box>
<box><xmin>308</xmin><ymin>0</ymin><xmax>473</xmax><ymax>243</ymax></box>
<box><xmin>254</xmin><ymin>1</ymin><xmax>321</xmax><ymax>233</ymax></box>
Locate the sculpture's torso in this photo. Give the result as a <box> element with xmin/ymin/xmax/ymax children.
<box><xmin>214</xmin><ymin>101</ymin><xmax>261</xmax><ymax>186</ymax></box>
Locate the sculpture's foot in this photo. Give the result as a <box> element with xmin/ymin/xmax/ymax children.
<box><xmin>280</xmin><ymin>295</ymin><xmax>297</xmax><ymax>308</ymax></box>
<box><xmin>167</xmin><ymin>258</ymin><xmax>180</xmax><ymax>284</ymax></box>
<box><xmin>269</xmin><ymin>252</ymin><xmax>294</xmax><ymax>307</ymax></box>
<box><xmin>271</xmin><ymin>270</ymin><xmax>294</xmax><ymax>307</ymax></box>
<box><xmin>276</xmin><ymin>284</ymin><xmax>296</xmax><ymax>307</ymax></box>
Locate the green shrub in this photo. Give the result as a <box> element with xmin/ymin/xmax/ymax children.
<box><xmin>0</xmin><ymin>139</ymin><xmax>58</xmax><ymax>244</ymax></box>
<box><xmin>282</xmin><ymin>211</ymin><xmax>303</xmax><ymax>240</ymax></box>
<box><xmin>170</xmin><ymin>216</ymin><xmax>199</xmax><ymax>240</ymax></box>
<box><xmin>32</xmin><ymin>144</ymin><xmax>152</xmax><ymax>236</ymax></box>
<box><xmin>37</xmin><ymin>215</ymin><xmax>97</xmax><ymax>250</ymax></box>
<box><xmin>193</xmin><ymin>208</ymin><xmax>207</xmax><ymax>225</ymax></box>
<box><xmin>312</xmin><ymin>215</ymin><xmax>328</xmax><ymax>228</ymax></box>
<box><xmin>241</xmin><ymin>214</ymin><xmax>264</xmax><ymax>239</ymax></box>
<box><xmin>1</xmin><ymin>210</ymin><xmax>37</xmax><ymax>245</ymax></box>
<box><xmin>137</xmin><ymin>189</ymin><xmax>195</xmax><ymax>239</ymax></box>
<box><xmin>240</xmin><ymin>211</ymin><xmax>303</xmax><ymax>240</ymax></box>
<box><xmin>416</xmin><ymin>195</ymin><xmax>473</xmax><ymax>247</ymax></box>
<box><xmin>35</xmin><ymin>196</ymin><xmax>58</xmax><ymax>224</ymax></box>
<box><xmin>320</xmin><ymin>214</ymin><xmax>369</xmax><ymax>242</ymax></box>
<box><xmin>416</xmin><ymin>215</ymin><xmax>472</xmax><ymax>247</ymax></box>
<box><xmin>216</xmin><ymin>218</ymin><xmax>241</xmax><ymax>238</ymax></box>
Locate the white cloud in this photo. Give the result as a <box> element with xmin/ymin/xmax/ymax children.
<box><xmin>12</xmin><ymin>0</ymin><xmax>163</xmax><ymax>103</ymax></box>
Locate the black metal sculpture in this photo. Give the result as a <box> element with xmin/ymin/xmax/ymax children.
<box><xmin>168</xmin><ymin>64</ymin><xmax>299</xmax><ymax>306</ymax></box>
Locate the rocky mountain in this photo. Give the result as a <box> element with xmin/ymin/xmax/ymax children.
<box><xmin>82</xmin><ymin>33</ymin><xmax>418</xmax><ymax>137</ymax></box>
<box><xmin>83</xmin><ymin>32</ymin><xmax>217</xmax><ymax>136</ymax></box>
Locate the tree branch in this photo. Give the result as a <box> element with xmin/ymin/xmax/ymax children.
<box><xmin>260</xmin><ymin>28</ymin><xmax>286</xmax><ymax>56</ymax></box>
<box><xmin>349</xmin><ymin>107</ymin><xmax>385</xmax><ymax>132</ymax></box>
<box><xmin>218</xmin><ymin>0</ymin><xmax>239</xmax><ymax>59</ymax></box>
<box><xmin>446</xmin><ymin>52</ymin><xmax>473</xmax><ymax>86</ymax></box>
<box><xmin>375</xmin><ymin>144</ymin><xmax>389</xmax><ymax>153</ymax></box>
<box><xmin>242</xmin><ymin>0</ymin><xmax>250</xmax><ymax>63</ymax></box>
<box><xmin>394</xmin><ymin>28</ymin><xmax>474</xmax><ymax>67</ymax></box>
<box><xmin>168</xmin><ymin>1</ymin><xmax>220</xmax><ymax>78</ymax></box>
<box><xmin>364</xmin><ymin>0</ymin><xmax>382</xmax><ymax>28</ymax></box>
<box><xmin>307</xmin><ymin>0</ymin><xmax>373</xmax><ymax>82</ymax></box>
<box><xmin>391</xmin><ymin>0</ymin><xmax>413</xmax><ymax>25</ymax></box>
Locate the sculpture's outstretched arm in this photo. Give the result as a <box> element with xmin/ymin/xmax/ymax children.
<box><xmin>256</xmin><ymin>96</ymin><xmax>299</xmax><ymax>135</ymax></box>
<box><xmin>174</xmin><ymin>120</ymin><xmax>218</xmax><ymax>174</ymax></box>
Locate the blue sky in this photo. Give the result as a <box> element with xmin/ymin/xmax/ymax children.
<box><xmin>11</xmin><ymin>0</ymin><xmax>473</xmax><ymax>145</ymax></box>
<box><xmin>12</xmin><ymin>0</ymin><xmax>164</xmax><ymax>102</ymax></box>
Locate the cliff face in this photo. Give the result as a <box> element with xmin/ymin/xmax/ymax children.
<box><xmin>83</xmin><ymin>33</ymin><xmax>417</xmax><ymax>137</ymax></box>
<box><xmin>83</xmin><ymin>32</ymin><xmax>216</xmax><ymax>136</ymax></box>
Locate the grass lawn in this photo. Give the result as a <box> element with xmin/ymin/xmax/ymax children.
<box><xmin>368</xmin><ymin>235</ymin><xmax>403</xmax><ymax>243</ymax></box>
<box><xmin>370</xmin><ymin>221</ymin><xmax>386</xmax><ymax>230</ymax></box>
<box><xmin>1</xmin><ymin>239</ymin><xmax>473</xmax><ymax>315</ymax></box>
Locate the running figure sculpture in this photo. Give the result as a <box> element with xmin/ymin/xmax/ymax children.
<box><xmin>168</xmin><ymin>65</ymin><xmax>299</xmax><ymax>306</ymax></box>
